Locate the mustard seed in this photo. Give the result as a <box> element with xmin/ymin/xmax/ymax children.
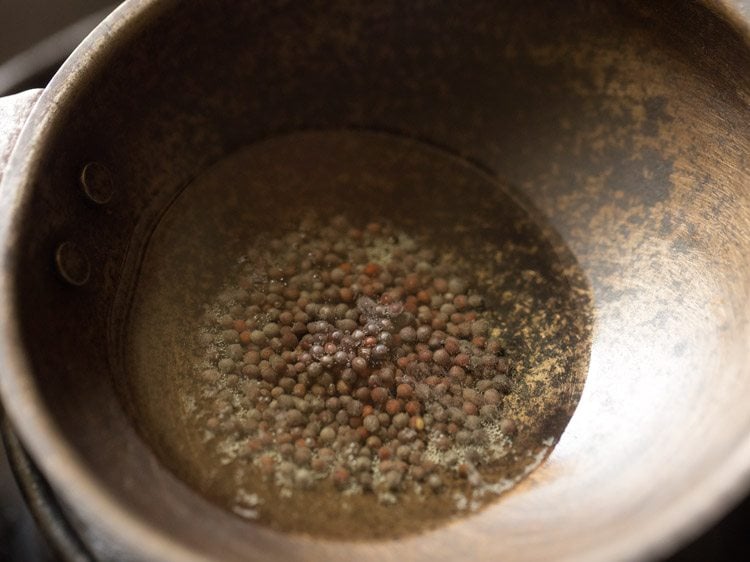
<box><xmin>363</xmin><ymin>415</ymin><xmax>380</xmax><ymax>433</ymax></box>
<box><xmin>385</xmin><ymin>399</ymin><xmax>402</xmax><ymax>415</ymax></box>
<box><xmin>396</xmin><ymin>383</ymin><xmax>413</xmax><ymax>399</ymax></box>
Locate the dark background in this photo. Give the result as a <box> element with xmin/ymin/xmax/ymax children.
<box><xmin>0</xmin><ymin>0</ymin><xmax>107</xmax><ymax>62</ymax></box>
<box><xmin>0</xmin><ymin>1</ymin><xmax>748</xmax><ymax>560</ymax></box>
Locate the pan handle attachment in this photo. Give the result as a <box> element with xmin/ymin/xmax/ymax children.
<box><xmin>0</xmin><ymin>89</ymin><xmax>44</xmax><ymax>188</ymax></box>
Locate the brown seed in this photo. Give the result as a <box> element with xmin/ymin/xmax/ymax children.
<box><xmin>379</xmin><ymin>460</ymin><xmax>395</xmax><ymax>472</ymax></box>
<box><xmin>448</xmin><ymin>365</ymin><xmax>466</xmax><ymax>382</ymax></box>
<box><xmin>371</xmin><ymin>387</ymin><xmax>389</xmax><ymax>403</ymax></box>
<box><xmin>444</xmin><ymin>337</ymin><xmax>460</xmax><ymax>355</ymax></box>
<box><xmin>462</xmin><ymin>402</ymin><xmax>478</xmax><ymax>415</ymax></box>
<box><xmin>416</xmin><ymin>290</ymin><xmax>431</xmax><ymax>304</ymax></box>
<box><xmin>294</xmin><ymin>447</ymin><xmax>312</xmax><ymax>465</ymax></box>
<box><xmin>431</xmin><ymin>315</ymin><xmax>447</xmax><ymax>330</ymax></box>
<box><xmin>319</xmin><ymin>426</ymin><xmax>336</xmax><ymax>443</ymax></box>
<box><xmin>332</xmin><ymin>467</ymin><xmax>351</xmax><ymax>489</ymax></box>
<box><xmin>250</xmin><ymin>330</ymin><xmax>267</xmax><ymax>346</ymax></box>
<box><xmin>455</xmin><ymin>429</ymin><xmax>473</xmax><ymax>446</ymax></box>
<box><xmin>404</xmin><ymin>296</ymin><xmax>419</xmax><ymax>314</ymax></box>
<box><xmin>346</xmin><ymin>400</ymin><xmax>363</xmax><ymax>417</ymax></box>
<box><xmin>414</xmin><ymin>383</ymin><xmax>431</xmax><ymax>401</ymax></box>
<box><xmin>244</xmin><ymin>438</ymin><xmax>263</xmax><ymax>453</ymax></box>
<box><xmin>352</xmin><ymin>356</ymin><xmax>368</xmax><ymax>374</ymax></box>
<box><xmin>325</xmin><ymin>397</ymin><xmax>340</xmax><ymax>412</ymax></box>
<box><xmin>483</xmin><ymin>388</ymin><xmax>502</xmax><ymax>405</ymax></box>
<box><xmin>433</xmin><ymin>278</ymin><xmax>449</xmax><ymax>293</ymax></box>
<box><xmin>396</xmin><ymin>383</ymin><xmax>413</xmax><ymax>399</ymax></box>
<box><xmin>270</xmin><ymin>356</ymin><xmax>287</xmax><ymax>374</ymax></box>
<box><xmin>463</xmin><ymin>388</ymin><xmax>480</xmax><ymax>404</ymax></box>
<box><xmin>385</xmin><ymin>399</ymin><xmax>403</xmax><ymax>415</ymax></box>
<box><xmin>433</xmin><ymin>349</ymin><xmax>451</xmax><ymax>367</ymax></box>
<box><xmin>410</xmin><ymin>416</ymin><xmax>425</xmax><ymax>431</ymax></box>
<box><xmin>471</xmin><ymin>336</ymin><xmax>487</xmax><ymax>348</ymax></box>
<box><xmin>424</xmin><ymin>375</ymin><xmax>441</xmax><ymax>387</ymax></box>
<box><xmin>411</xmin><ymin>466</ymin><xmax>426</xmax><ymax>481</ymax></box>
<box><xmin>363</xmin><ymin>414</ymin><xmax>380</xmax><ymax>432</ymax></box>
<box><xmin>339</xmin><ymin>287</ymin><xmax>354</xmax><ymax>302</ymax></box>
<box><xmin>392</xmin><ymin>412</ymin><xmax>410</xmax><ymax>429</ymax></box>
<box><xmin>278</xmin><ymin>311</ymin><xmax>294</xmax><ymax>325</ymax></box>
<box><xmin>311</xmin><ymin>384</ymin><xmax>326</xmax><ymax>397</ymax></box>
<box><xmin>476</xmin><ymin>380</ymin><xmax>494</xmax><ymax>392</ymax></box>
<box><xmin>280</xmin><ymin>331</ymin><xmax>298</xmax><ymax>349</ymax></box>
<box><xmin>403</xmin><ymin>274</ymin><xmax>421</xmax><ymax>294</ymax></box>
<box><xmin>363</xmin><ymin>262</ymin><xmax>382</xmax><ymax>277</ymax></box>
<box><xmin>396</xmin><ymin>356</ymin><xmax>410</xmax><ymax>369</ymax></box>
<box><xmin>453</xmin><ymin>294</ymin><xmax>468</xmax><ymax>310</ymax></box>
<box><xmin>405</xmin><ymin>400</ymin><xmax>421</xmax><ymax>415</ymax></box>
<box><xmin>399</xmin><ymin>326</ymin><xmax>417</xmax><ymax>343</ymax></box>
<box><xmin>471</xmin><ymin>319</ymin><xmax>489</xmax><ymax>337</ymax></box>
<box><xmin>466</xmin><ymin>415</ymin><xmax>482</xmax><ymax>430</ymax></box>
<box><xmin>454</xmin><ymin>353</ymin><xmax>470</xmax><ymax>367</ymax></box>
<box><xmin>318</xmin><ymin>447</ymin><xmax>336</xmax><ymax>461</ymax></box>
<box><xmin>355</xmin><ymin>387</ymin><xmax>371</xmax><ymax>402</ymax></box>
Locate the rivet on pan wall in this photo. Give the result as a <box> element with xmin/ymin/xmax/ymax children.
<box><xmin>80</xmin><ymin>162</ymin><xmax>114</xmax><ymax>205</ymax></box>
<box><xmin>55</xmin><ymin>242</ymin><xmax>91</xmax><ymax>286</ymax></box>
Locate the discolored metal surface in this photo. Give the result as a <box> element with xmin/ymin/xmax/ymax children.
<box><xmin>0</xmin><ymin>1</ymin><xmax>748</xmax><ymax>561</ymax></box>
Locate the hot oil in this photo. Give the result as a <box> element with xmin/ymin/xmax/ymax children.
<box><xmin>122</xmin><ymin>130</ymin><xmax>593</xmax><ymax>538</ymax></box>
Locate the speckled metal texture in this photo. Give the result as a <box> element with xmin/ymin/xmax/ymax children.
<box><xmin>0</xmin><ymin>1</ymin><xmax>748</xmax><ymax>561</ymax></box>
<box><xmin>0</xmin><ymin>90</ymin><xmax>42</xmax><ymax>186</ymax></box>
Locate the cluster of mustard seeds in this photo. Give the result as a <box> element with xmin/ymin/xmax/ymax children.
<box><xmin>195</xmin><ymin>215</ymin><xmax>517</xmax><ymax>505</ymax></box>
